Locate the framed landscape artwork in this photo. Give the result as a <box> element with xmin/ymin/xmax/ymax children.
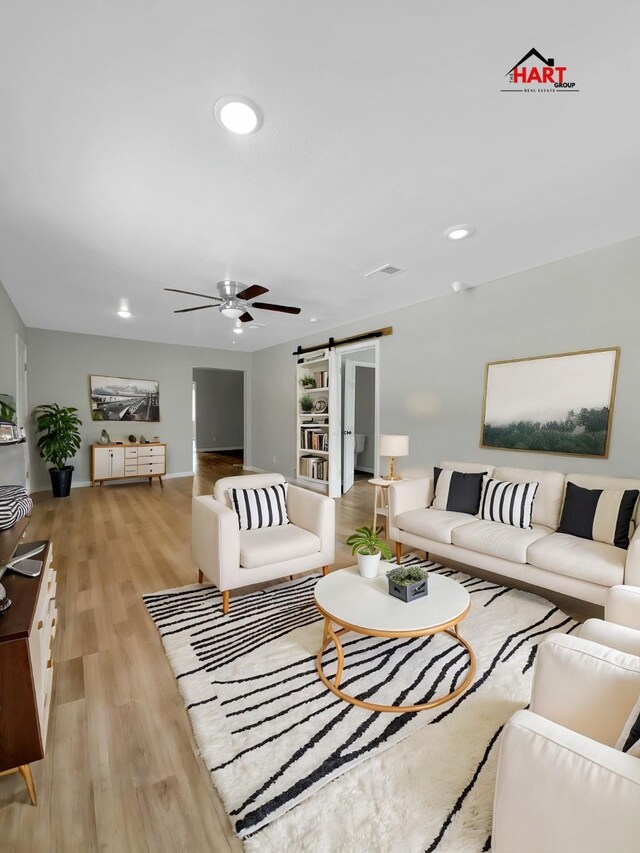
<box><xmin>90</xmin><ymin>375</ymin><xmax>160</xmax><ymax>422</ymax></box>
<box><xmin>480</xmin><ymin>347</ymin><xmax>620</xmax><ymax>458</ymax></box>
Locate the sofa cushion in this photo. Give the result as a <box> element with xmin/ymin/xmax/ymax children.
<box><xmin>527</xmin><ymin>532</ymin><xmax>626</xmax><ymax>587</ymax></box>
<box><xmin>432</xmin><ymin>468</ymin><xmax>487</xmax><ymax>514</ymax></box>
<box><xmin>478</xmin><ymin>478</ymin><xmax>539</xmax><ymax>529</ymax></box>
<box><xmin>558</xmin><ymin>481</ymin><xmax>639</xmax><ymax>549</ymax></box>
<box><xmin>567</xmin><ymin>473</ymin><xmax>640</xmax><ymax>537</ymax></box>
<box><xmin>395</xmin><ymin>508</ymin><xmax>476</xmax><ymax>545</ymax></box>
<box><xmin>493</xmin><ymin>466</ymin><xmax>565</xmax><ymax>530</ymax></box>
<box><xmin>239</xmin><ymin>524</ymin><xmax>320</xmax><ymax>569</ymax></box>
<box><xmin>451</xmin><ymin>520</ymin><xmax>552</xmax><ymax>564</ymax></box>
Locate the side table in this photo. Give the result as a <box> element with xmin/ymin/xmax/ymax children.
<box><xmin>368</xmin><ymin>478</ymin><xmax>396</xmax><ymax>533</ymax></box>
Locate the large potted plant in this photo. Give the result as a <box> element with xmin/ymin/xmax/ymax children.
<box><xmin>33</xmin><ymin>404</ymin><xmax>82</xmax><ymax>498</ymax></box>
<box><xmin>346</xmin><ymin>525</ymin><xmax>393</xmax><ymax>578</ymax></box>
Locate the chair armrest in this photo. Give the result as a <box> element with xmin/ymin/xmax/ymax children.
<box><xmin>493</xmin><ymin>710</ymin><xmax>640</xmax><ymax>853</ymax></box>
<box><xmin>579</xmin><ymin>618</ymin><xmax>640</xmax><ymax>656</ymax></box>
<box><xmin>531</xmin><ymin>633</ymin><xmax>640</xmax><ymax>746</ymax></box>
<box><xmin>191</xmin><ymin>496</ymin><xmax>240</xmax><ymax>590</ymax></box>
<box><xmin>387</xmin><ymin>478</ymin><xmax>433</xmax><ymax>539</ymax></box>
<box><xmin>624</xmin><ymin>526</ymin><xmax>640</xmax><ymax>586</ymax></box>
<box><xmin>607</xmin><ymin>584</ymin><xmax>640</xmax><ymax>629</ymax></box>
<box><xmin>287</xmin><ymin>485</ymin><xmax>335</xmax><ymax>562</ymax></box>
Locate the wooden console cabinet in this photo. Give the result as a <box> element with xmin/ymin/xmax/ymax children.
<box><xmin>91</xmin><ymin>442</ymin><xmax>166</xmax><ymax>487</ymax></box>
<box><xmin>0</xmin><ymin>538</ymin><xmax>56</xmax><ymax>804</ymax></box>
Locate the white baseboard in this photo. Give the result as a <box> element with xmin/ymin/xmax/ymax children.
<box><xmin>65</xmin><ymin>471</ymin><xmax>195</xmax><ymax>490</ymax></box>
<box><xmin>355</xmin><ymin>466</ymin><xmax>374</xmax><ymax>474</ymax></box>
<box><xmin>164</xmin><ymin>471</ymin><xmax>195</xmax><ymax>479</ymax></box>
<box><xmin>241</xmin><ymin>465</ymin><xmax>269</xmax><ymax>473</ymax></box>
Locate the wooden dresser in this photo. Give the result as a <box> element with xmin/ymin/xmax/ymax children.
<box><xmin>91</xmin><ymin>441</ymin><xmax>166</xmax><ymax>487</ymax></box>
<box><xmin>0</xmin><ymin>526</ymin><xmax>56</xmax><ymax>805</ymax></box>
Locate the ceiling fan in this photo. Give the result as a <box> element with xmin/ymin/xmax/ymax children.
<box><xmin>165</xmin><ymin>280</ymin><xmax>301</xmax><ymax>324</ymax></box>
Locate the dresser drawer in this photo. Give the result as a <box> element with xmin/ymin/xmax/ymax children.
<box><xmin>137</xmin><ymin>462</ymin><xmax>165</xmax><ymax>475</ymax></box>
<box><xmin>124</xmin><ymin>464</ymin><xmax>138</xmax><ymax>476</ymax></box>
<box><xmin>125</xmin><ymin>447</ymin><xmax>139</xmax><ymax>458</ymax></box>
<box><xmin>137</xmin><ymin>445</ymin><xmax>164</xmax><ymax>458</ymax></box>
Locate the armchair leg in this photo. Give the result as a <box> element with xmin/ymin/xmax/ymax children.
<box><xmin>322</xmin><ymin>566</ymin><xmax>330</xmax><ymax>577</ymax></box>
<box><xmin>222</xmin><ymin>590</ymin><xmax>229</xmax><ymax>614</ymax></box>
<box><xmin>198</xmin><ymin>570</ymin><xmax>204</xmax><ymax>584</ymax></box>
<box><xmin>395</xmin><ymin>541</ymin><xmax>402</xmax><ymax>563</ymax></box>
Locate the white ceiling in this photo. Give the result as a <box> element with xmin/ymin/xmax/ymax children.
<box><xmin>1</xmin><ymin>2</ymin><xmax>639</xmax><ymax>353</ymax></box>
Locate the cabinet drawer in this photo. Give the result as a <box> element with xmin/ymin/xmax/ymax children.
<box><xmin>137</xmin><ymin>445</ymin><xmax>164</xmax><ymax>458</ymax></box>
<box><xmin>137</xmin><ymin>462</ymin><xmax>165</xmax><ymax>475</ymax></box>
<box><xmin>125</xmin><ymin>465</ymin><xmax>138</xmax><ymax>476</ymax></box>
<box><xmin>125</xmin><ymin>447</ymin><xmax>138</xmax><ymax>458</ymax></box>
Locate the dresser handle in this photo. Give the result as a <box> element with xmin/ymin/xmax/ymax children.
<box><xmin>47</xmin><ymin>659</ymin><xmax>53</xmax><ymax>669</ymax></box>
<box><xmin>38</xmin><ymin>620</ymin><xmax>44</xmax><ymax>630</ymax></box>
<box><xmin>51</xmin><ymin>618</ymin><xmax>56</xmax><ymax>628</ymax></box>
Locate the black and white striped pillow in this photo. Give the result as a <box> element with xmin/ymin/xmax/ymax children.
<box><xmin>479</xmin><ymin>478</ymin><xmax>539</xmax><ymax>529</ymax></box>
<box><xmin>432</xmin><ymin>468</ymin><xmax>487</xmax><ymax>515</ymax></box>
<box><xmin>229</xmin><ymin>483</ymin><xmax>289</xmax><ymax>531</ymax></box>
<box><xmin>616</xmin><ymin>695</ymin><xmax>640</xmax><ymax>758</ymax></box>
<box><xmin>558</xmin><ymin>482</ymin><xmax>639</xmax><ymax>549</ymax></box>
<box><xmin>0</xmin><ymin>485</ymin><xmax>33</xmax><ymax>531</ymax></box>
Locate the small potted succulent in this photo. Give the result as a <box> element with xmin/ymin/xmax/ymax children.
<box><xmin>386</xmin><ymin>564</ymin><xmax>429</xmax><ymax>602</ymax></box>
<box><xmin>300</xmin><ymin>394</ymin><xmax>315</xmax><ymax>414</ymax></box>
<box><xmin>346</xmin><ymin>525</ymin><xmax>393</xmax><ymax>578</ymax></box>
<box><xmin>299</xmin><ymin>375</ymin><xmax>316</xmax><ymax>389</ymax></box>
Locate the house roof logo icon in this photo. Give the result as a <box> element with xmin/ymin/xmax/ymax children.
<box><xmin>502</xmin><ymin>47</ymin><xmax>577</xmax><ymax>92</ymax></box>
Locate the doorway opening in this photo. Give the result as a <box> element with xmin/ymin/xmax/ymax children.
<box><xmin>192</xmin><ymin>368</ymin><xmax>245</xmax><ymax>468</ymax></box>
<box><xmin>338</xmin><ymin>342</ymin><xmax>379</xmax><ymax>494</ymax></box>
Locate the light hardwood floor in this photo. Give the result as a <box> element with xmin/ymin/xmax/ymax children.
<box><xmin>0</xmin><ymin>454</ymin><xmax>376</xmax><ymax>852</ymax></box>
<box><xmin>0</xmin><ymin>455</ymin><xmax>595</xmax><ymax>851</ymax></box>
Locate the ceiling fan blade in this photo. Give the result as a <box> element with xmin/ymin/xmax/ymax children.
<box><xmin>174</xmin><ymin>304</ymin><xmax>217</xmax><ymax>313</ymax></box>
<box><xmin>165</xmin><ymin>287</ymin><xmax>222</xmax><ymax>302</ymax></box>
<box><xmin>236</xmin><ymin>284</ymin><xmax>269</xmax><ymax>301</ymax></box>
<box><xmin>239</xmin><ymin>311</ymin><xmax>254</xmax><ymax>323</ymax></box>
<box><xmin>251</xmin><ymin>301</ymin><xmax>301</xmax><ymax>315</ymax></box>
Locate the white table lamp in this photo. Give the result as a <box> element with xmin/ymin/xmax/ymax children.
<box><xmin>379</xmin><ymin>434</ymin><xmax>409</xmax><ymax>481</ymax></box>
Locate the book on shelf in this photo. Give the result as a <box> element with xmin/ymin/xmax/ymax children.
<box><xmin>299</xmin><ymin>454</ymin><xmax>328</xmax><ymax>480</ymax></box>
<box><xmin>299</xmin><ymin>428</ymin><xmax>328</xmax><ymax>451</ymax></box>
<box><xmin>311</xmin><ymin>370</ymin><xmax>328</xmax><ymax>388</ymax></box>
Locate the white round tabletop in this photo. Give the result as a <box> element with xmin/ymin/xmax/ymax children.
<box><xmin>368</xmin><ymin>478</ymin><xmax>394</xmax><ymax>487</ymax></box>
<box><xmin>314</xmin><ymin>565</ymin><xmax>470</xmax><ymax>634</ymax></box>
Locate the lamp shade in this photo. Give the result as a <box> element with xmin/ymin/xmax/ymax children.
<box><xmin>379</xmin><ymin>434</ymin><xmax>409</xmax><ymax>458</ymax></box>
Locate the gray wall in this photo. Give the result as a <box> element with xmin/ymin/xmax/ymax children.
<box><xmin>355</xmin><ymin>365</ymin><xmax>375</xmax><ymax>471</ymax></box>
<box><xmin>0</xmin><ymin>279</ymin><xmax>28</xmax><ymax>486</ymax></box>
<box><xmin>27</xmin><ymin>329</ymin><xmax>251</xmax><ymax>490</ymax></box>
<box><xmin>251</xmin><ymin>237</ymin><xmax>640</xmax><ymax>481</ymax></box>
<box><xmin>193</xmin><ymin>368</ymin><xmax>244</xmax><ymax>451</ymax></box>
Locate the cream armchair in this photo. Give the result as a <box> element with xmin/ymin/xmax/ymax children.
<box><xmin>492</xmin><ymin>587</ymin><xmax>640</xmax><ymax>852</ymax></box>
<box><xmin>192</xmin><ymin>473</ymin><xmax>335</xmax><ymax>614</ymax></box>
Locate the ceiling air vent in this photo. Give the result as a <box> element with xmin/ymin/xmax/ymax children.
<box><xmin>364</xmin><ymin>264</ymin><xmax>405</xmax><ymax>281</ymax></box>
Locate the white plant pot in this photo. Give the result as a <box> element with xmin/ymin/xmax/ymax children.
<box><xmin>357</xmin><ymin>552</ymin><xmax>381</xmax><ymax>579</ymax></box>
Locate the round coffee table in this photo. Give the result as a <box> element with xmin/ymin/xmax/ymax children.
<box><xmin>314</xmin><ymin>565</ymin><xmax>475</xmax><ymax>713</ymax></box>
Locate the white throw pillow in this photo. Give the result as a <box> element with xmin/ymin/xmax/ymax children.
<box><xmin>616</xmin><ymin>693</ymin><xmax>640</xmax><ymax>758</ymax></box>
<box><xmin>229</xmin><ymin>483</ymin><xmax>289</xmax><ymax>531</ymax></box>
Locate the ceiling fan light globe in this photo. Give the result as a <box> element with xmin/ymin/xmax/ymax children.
<box><xmin>221</xmin><ymin>305</ymin><xmax>244</xmax><ymax>319</ymax></box>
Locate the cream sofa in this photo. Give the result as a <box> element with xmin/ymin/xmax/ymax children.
<box><xmin>388</xmin><ymin>461</ymin><xmax>640</xmax><ymax>606</ymax></box>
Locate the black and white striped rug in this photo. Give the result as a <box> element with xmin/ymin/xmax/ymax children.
<box><xmin>144</xmin><ymin>558</ymin><xmax>577</xmax><ymax>851</ymax></box>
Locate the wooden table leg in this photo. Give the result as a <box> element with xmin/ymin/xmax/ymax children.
<box><xmin>18</xmin><ymin>765</ymin><xmax>36</xmax><ymax>806</ymax></box>
<box><xmin>159</xmin><ymin>475</ymin><xmax>164</xmax><ymax>489</ymax></box>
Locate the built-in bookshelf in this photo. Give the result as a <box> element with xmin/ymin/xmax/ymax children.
<box><xmin>296</xmin><ymin>349</ymin><xmax>338</xmax><ymax>493</ymax></box>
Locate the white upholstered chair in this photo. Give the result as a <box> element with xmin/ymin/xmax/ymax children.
<box><xmin>492</xmin><ymin>585</ymin><xmax>640</xmax><ymax>852</ymax></box>
<box><xmin>192</xmin><ymin>473</ymin><xmax>335</xmax><ymax>614</ymax></box>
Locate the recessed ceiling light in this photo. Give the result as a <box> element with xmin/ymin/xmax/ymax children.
<box><xmin>214</xmin><ymin>95</ymin><xmax>263</xmax><ymax>135</ymax></box>
<box><xmin>444</xmin><ymin>224</ymin><xmax>474</xmax><ymax>241</ymax></box>
<box><xmin>309</xmin><ymin>317</ymin><xmax>318</xmax><ymax>323</ymax></box>
<box><xmin>117</xmin><ymin>309</ymin><xmax>131</xmax><ymax>318</ymax></box>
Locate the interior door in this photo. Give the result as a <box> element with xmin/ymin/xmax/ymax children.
<box><xmin>342</xmin><ymin>360</ymin><xmax>356</xmax><ymax>493</ymax></box>
<box><xmin>15</xmin><ymin>334</ymin><xmax>29</xmax><ymax>492</ymax></box>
